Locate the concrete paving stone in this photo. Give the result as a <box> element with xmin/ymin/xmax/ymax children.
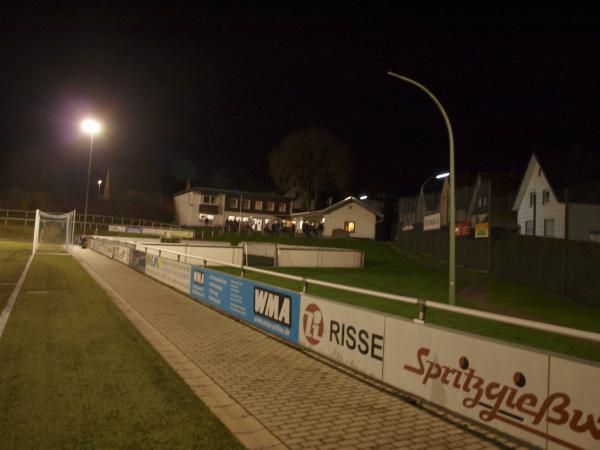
<box><xmin>408</xmin><ymin>443</ymin><xmax>429</xmax><ymax>450</ymax></box>
<box><xmin>299</xmin><ymin>440</ymin><xmax>322</xmax><ymax>448</ymax></box>
<box><xmin>218</xmin><ymin>415</ymin><xmax>263</xmax><ymax>434</ymax></box>
<box><xmin>235</xmin><ymin>428</ymin><xmax>283</xmax><ymax>450</ymax></box>
<box><xmin>212</xmin><ymin>403</ymin><xmax>251</xmax><ymax>420</ymax></box>
<box><xmin>319</xmin><ymin>444</ymin><xmax>340</xmax><ymax>450</ymax></box>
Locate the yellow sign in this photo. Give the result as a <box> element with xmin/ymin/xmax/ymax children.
<box><xmin>475</xmin><ymin>222</ymin><xmax>489</xmax><ymax>238</ymax></box>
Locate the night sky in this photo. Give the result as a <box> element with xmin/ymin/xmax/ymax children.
<box><xmin>1</xmin><ymin>4</ymin><xmax>599</xmax><ymax>201</ymax></box>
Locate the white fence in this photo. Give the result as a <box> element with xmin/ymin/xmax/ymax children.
<box><xmin>245</xmin><ymin>242</ymin><xmax>364</xmax><ymax>268</ymax></box>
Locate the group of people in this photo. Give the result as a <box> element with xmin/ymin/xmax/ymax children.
<box><xmin>301</xmin><ymin>221</ymin><xmax>324</xmax><ymax>237</ymax></box>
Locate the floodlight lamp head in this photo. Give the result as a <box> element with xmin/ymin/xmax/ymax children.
<box><xmin>81</xmin><ymin>118</ymin><xmax>101</xmax><ymax>135</ymax></box>
<box><xmin>436</xmin><ymin>172</ymin><xmax>450</xmax><ymax>179</ymax></box>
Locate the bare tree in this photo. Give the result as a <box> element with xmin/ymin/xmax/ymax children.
<box><xmin>268</xmin><ymin>127</ymin><xmax>351</xmax><ymax>210</ymax></box>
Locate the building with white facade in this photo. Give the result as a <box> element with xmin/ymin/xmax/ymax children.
<box><xmin>174</xmin><ymin>187</ymin><xmax>295</xmax><ymax>230</ymax></box>
<box><xmin>513</xmin><ymin>153</ymin><xmax>600</xmax><ymax>241</ymax></box>
<box><xmin>290</xmin><ymin>196</ymin><xmax>384</xmax><ymax>239</ymax></box>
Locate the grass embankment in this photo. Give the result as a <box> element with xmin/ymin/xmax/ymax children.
<box><xmin>0</xmin><ymin>249</ymin><xmax>241</xmax><ymax>449</ymax></box>
<box><xmin>209</xmin><ymin>236</ymin><xmax>600</xmax><ymax>362</ymax></box>
<box><xmin>0</xmin><ymin>240</ymin><xmax>31</xmax><ymax>310</ymax></box>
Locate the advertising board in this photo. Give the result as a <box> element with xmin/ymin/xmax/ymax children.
<box><xmin>423</xmin><ymin>213</ymin><xmax>441</xmax><ymax>231</ymax></box>
<box><xmin>455</xmin><ymin>222</ymin><xmax>470</xmax><ymax>236</ymax></box>
<box><xmin>129</xmin><ymin>249</ymin><xmax>146</xmax><ymax>273</ymax></box>
<box><xmin>112</xmin><ymin>244</ymin><xmax>130</xmax><ymax>264</ymax></box>
<box><xmin>546</xmin><ymin>356</ymin><xmax>600</xmax><ymax>450</ymax></box>
<box><xmin>299</xmin><ymin>295</ymin><xmax>384</xmax><ymax>379</ymax></box>
<box><xmin>475</xmin><ymin>222</ymin><xmax>489</xmax><ymax>238</ymax></box>
<box><xmin>382</xmin><ymin>318</ymin><xmax>590</xmax><ymax>449</ymax></box>
<box><xmin>190</xmin><ymin>267</ymin><xmax>300</xmax><ymax>343</ymax></box>
<box><xmin>145</xmin><ymin>255</ymin><xmax>191</xmax><ymax>293</ymax></box>
<box><xmin>108</xmin><ymin>224</ymin><xmax>194</xmax><ymax>239</ymax></box>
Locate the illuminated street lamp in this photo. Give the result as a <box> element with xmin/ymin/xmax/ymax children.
<box><xmin>81</xmin><ymin>118</ymin><xmax>101</xmax><ymax>235</ymax></box>
<box><xmin>97</xmin><ymin>179</ymin><xmax>103</xmax><ymax>196</ymax></box>
<box><xmin>387</xmin><ymin>71</ymin><xmax>457</xmax><ymax>305</ymax></box>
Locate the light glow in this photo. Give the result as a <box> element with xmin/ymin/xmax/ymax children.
<box><xmin>97</xmin><ymin>179</ymin><xmax>102</xmax><ymax>185</ymax></box>
<box><xmin>436</xmin><ymin>172</ymin><xmax>450</xmax><ymax>179</ymax></box>
<box><xmin>81</xmin><ymin>118</ymin><xmax>101</xmax><ymax>135</ymax></box>
<box><xmin>359</xmin><ymin>195</ymin><xmax>368</xmax><ymax>200</ymax></box>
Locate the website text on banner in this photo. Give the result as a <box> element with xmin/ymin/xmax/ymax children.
<box><xmin>190</xmin><ymin>266</ymin><xmax>300</xmax><ymax>344</ymax></box>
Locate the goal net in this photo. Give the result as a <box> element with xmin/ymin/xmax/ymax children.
<box><xmin>32</xmin><ymin>209</ymin><xmax>76</xmax><ymax>255</ymax></box>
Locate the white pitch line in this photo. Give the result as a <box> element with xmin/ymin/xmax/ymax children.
<box><xmin>0</xmin><ymin>254</ymin><xmax>34</xmax><ymax>339</ymax></box>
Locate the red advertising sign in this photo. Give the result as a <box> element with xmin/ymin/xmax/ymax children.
<box><xmin>455</xmin><ymin>222</ymin><xmax>470</xmax><ymax>236</ymax></box>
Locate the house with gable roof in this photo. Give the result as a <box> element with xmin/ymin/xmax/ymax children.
<box><xmin>512</xmin><ymin>152</ymin><xmax>600</xmax><ymax>241</ymax></box>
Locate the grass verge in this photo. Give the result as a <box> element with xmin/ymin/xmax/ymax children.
<box><xmin>0</xmin><ymin>250</ymin><xmax>242</xmax><ymax>449</ymax></box>
<box><xmin>0</xmin><ymin>240</ymin><xmax>31</xmax><ymax>311</ymax></box>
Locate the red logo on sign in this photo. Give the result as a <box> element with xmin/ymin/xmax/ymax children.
<box><xmin>302</xmin><ymin>303</ymin><xmax>324</xmax><ymax>345</ymax></box>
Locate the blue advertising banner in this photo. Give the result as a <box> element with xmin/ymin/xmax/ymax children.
<box><xmin>190</xmin><ymin>266</ymin><xmax>300</xmax><ymax>343</ymax></box>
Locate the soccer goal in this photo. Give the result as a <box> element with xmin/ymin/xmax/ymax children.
<box><xmin>32</xmin><ymin>209</ymin><xmax>77</xmax><ymax>255</ymax></box>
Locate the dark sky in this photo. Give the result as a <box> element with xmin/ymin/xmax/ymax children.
<box><xmin>1</xmin><ymin>4</ymin><xmax>599</xmax><ymax>199</ymax></box>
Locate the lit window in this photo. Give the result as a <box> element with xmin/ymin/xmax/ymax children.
<box><xmin>266</xmin><ymin>201</ymin><xmax>275</xmax><ymax>211</ymax></box>
<box><xmin>255</xmin><ymin>200</ymin><xmax>263</xmax><ymax>210</ymax></box>
<box><xmin>544</xmin><ymin>218</ymin><xmax>554</xmax><ymax>237</ymax></box>
<box><xmin>243</xmin><ymin>199</ymin><xmax>251</xmax><ymax>210</ymax></box>
<box><xmin>542</xmin><ymin>189</ymin><xmax>550</xmax><ymax>205</ymax></box>
<box><xmin>278</xmin><ymin>203</ymin><xmax>287</xmax><ymax>213</ymax></box>
<box><xmin>344</xmin><ymin>221</ymin><xmax>355</xmax><ymax>233</ymax></box>
<box><xmin>229</xmin><ymin>198</ymin><xmax>239</xmax><ymax>209</ymax></box>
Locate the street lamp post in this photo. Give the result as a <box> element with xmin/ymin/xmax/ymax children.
<box><xmin>81</xmin><ymin>118</ymin><xmax>101</xmax><ymax>235</ymax></box>
<box><xmin>387</xmin><ymin>71</ymin><xmax>456</xmax><ymax>305</ymax></box>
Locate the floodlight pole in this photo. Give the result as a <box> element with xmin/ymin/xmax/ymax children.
<box><xmin>83</xmin><ymin>133</ymin><xmax>94</xmax><ymax>235</ymax></box>
<box><xmin>387</xmin><ymin>71</ymin><xmax>456</xmax><ymax>305</ymax></box>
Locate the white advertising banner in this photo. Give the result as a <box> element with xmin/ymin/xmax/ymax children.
<box><xmin>299</xmin><ymin>295</ymin><xmax>384</xmax><ymax>380</ymax></box>
<box><xmin>108</xmin><ymin>224</ymin><xmax>194</xmax><ymax>239</ymax></box>
<box><xmin>383</xmin><ymin>318</ymin><xmax>550</xmax><ymax>448</ymax></box>
<box><xmin>112</xmin><ymin>244</ymin><xmax>131</xmax><ymax>265</ymax></box>
<box><xmin>423</xmin><ymin>213</ymin><xmax>441</xmax><ymax>231</ymax></box>
<box><xmin>546</xmin><ymin>357</ymin><xmax>600</xmax><ymax>450</ymax></box>
<box><xmin>145</xmin><ymin>255</ymin><xmax>191</xmax><ymax>294</ymax></box>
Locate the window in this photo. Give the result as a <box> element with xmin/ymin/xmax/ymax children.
<box><xmin>202</xmin><ymin>195</ymin><xmax>218</xmax><ymax>205</ymax></box>
<box><xmin>477</xmin><ymin>195</ymin><xmax>487</xmax><ymax>208</ymax></box>
<box><xmin>544</xmin><ymin>218</ymin><xmax>555</xmax><ymax>237</ymax></box>
<box><xmin>525</xmin><ymin>220</ymin><xmax>534</xmax><ymax>236</ymax></box>
<box><xmin>529</xmin><ymin>192</ymin><xmax>536</xmax><ymax>207</ymax></box>
<box><xmin>278</xmin><ymin>203</ymin><xmax>287</xmax><ymax>213</ymax></box>
<box><xmin>228</xmin><ymin>197</ymin><xmax>239</xmax><ymax>209</ymax></box>
<box><xmin>266</xmin><ymin>201</ymin><xmax>275</xmax><ymax>212</ymax></box>
<box><xmin>254</xmin><ymin>200</ymin><xmax>263</xmax><ymax>210</ymax></box>
<box><xmin>542</xmin><ymin>189</ymin><xmax>550</xmax><ymax>205</ymax></box>
<box><xmin>344</xmin><ymin>221</ymin><xmax>355</xmax><ymax>233</ymax></box>
<box><xmin>242</xmin><ymin>199</ymin><xmax>251</xmax><ymax>210</ymax></box>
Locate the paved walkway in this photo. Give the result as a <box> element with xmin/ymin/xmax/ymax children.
<box><xmin>73</xmin><ymin>248</ymin><xmax>524</xmax><ymax>450</ymax></box>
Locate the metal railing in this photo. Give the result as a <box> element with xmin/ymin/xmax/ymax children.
<box><xmin>1</xmin><ymin>208</ymin><xmax>180</xmax><ymax>230</ymax></box>
<box><xmin>93</xmin><ymin>236</ymin><xmax>600</xmax><ymax>344</ymax></box>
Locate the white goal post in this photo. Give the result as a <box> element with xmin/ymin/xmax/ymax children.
<box><xmin>32</xmin><ymin>209</ymin><xmax>77</xmax><ymax>255</ymax></box>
